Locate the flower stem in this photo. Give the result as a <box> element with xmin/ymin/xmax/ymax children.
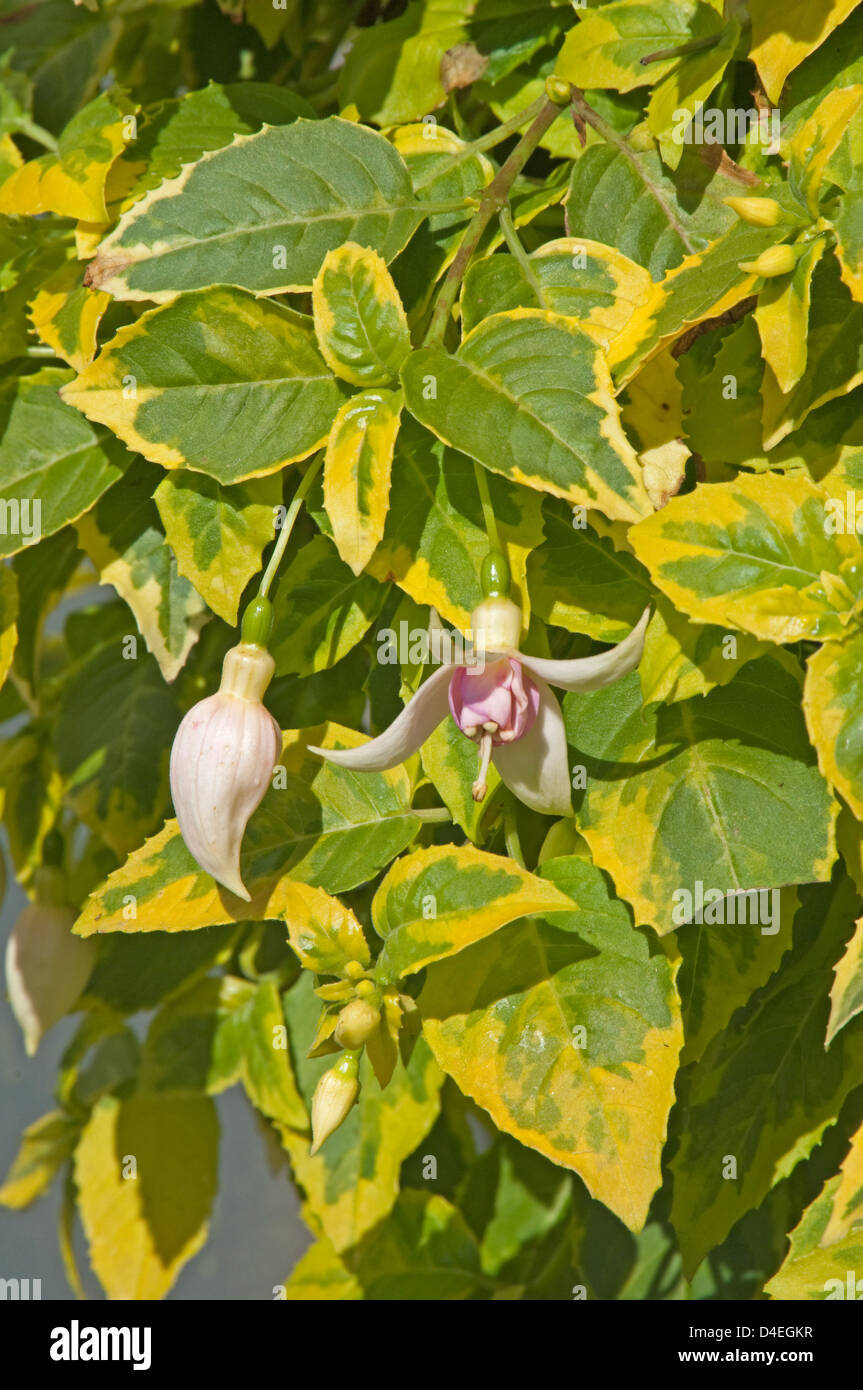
<box><xmin>412</xmin><ymin>94</ymin><xmax>548</xmax><ymax>191</ymax></box>
<box><xmin>422</xmin><ymin>95</ymin><xmax>567</xmax><ymax>348</ymax></box>
<box><xmin>473</xmin><ymin>459</ymin><xmax>501</xmax><ymax>553</ymax></box>
<box><xmin>258</xmin><ymin>453</ymin><xmax>323</xmax><ymax>600</ymax></box>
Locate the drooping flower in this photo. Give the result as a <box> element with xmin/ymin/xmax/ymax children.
<box><xmin>170</xmin><ymin>621</ymin><xmax>281</xmax><ymax>901</ymax></box>
<box><xmin>310</xmin><ymin>590</ymin><xmax>650</xmax><ymax>816</ymax></box>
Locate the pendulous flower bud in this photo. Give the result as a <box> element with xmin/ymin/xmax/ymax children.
<box><xmin>310</xmin><ymin>1050</ymin><xmax>360</xmax><ymax>1153</ymax></box>
<box><xmin>724</xmin><ymin>196</ymin><xmax>783</xmax><ymax>228</ymax></box>
<box><xmin>334</xmin><ymin>998</ymin><xmax>380</xmax><ymax>1049</ymax></box>
<box><xmin>738</xmin><ymin>243</ymin><xmax>798</xmax><ymax>277</ymax></box>
<box><xmin>5</xmin><ymin>902</ymin><xmax>95</xmax><ymax>1055</ymax></box>
<box><xmin>169</xmin><ymin>641</ymin><xmax>281</xmax><ymax>901</ymax></box>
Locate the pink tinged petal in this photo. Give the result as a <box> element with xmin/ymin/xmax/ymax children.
<box><xmin>491</xmin><ymin>678</ymin><xmax>572</xmax><ymax>817</ymax></box>
<box><xmin>308</xmin><ymin>663</ymin><xmax>454</xmax><ymax>772</ymax></box>
<box><xmin>518</xmin><ymin>607</ymin><xmax>650</xmax><ymax>693</ymax></box>
<box><xmin>169</xmin><ymin>691</ymin><xmax>281</xmax><ymax>901</ymax></box>
<box><xmin>449</xmin><ymin>658</ymin><xmax>540</xmax><ymax>742</ymax></box>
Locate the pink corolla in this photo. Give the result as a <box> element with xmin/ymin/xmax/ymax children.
<box><xmin>311</xmin><ymin>595</ymin><xmax>650</xmax><ymax>817</ymax></box>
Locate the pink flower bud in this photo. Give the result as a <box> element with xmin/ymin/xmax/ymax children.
<box><xmin>169</xmin><ymin>642</ymin><xmax>281</xmax><ymax>901</ymax></box>
<box><xmin>5</xmin><ymin>903</ymin><xmax>95</xmax><ymax>1055</ymax></box>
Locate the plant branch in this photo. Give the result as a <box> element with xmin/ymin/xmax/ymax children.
<box><xmin>422</xmin><ymin>95</ymin><xmax>566</xmax><ymax>347</ymax></box>
<box><xmin>412</xmin><ymin>94</ymin><xmax>548</xmax><ymax>191</ymax></box>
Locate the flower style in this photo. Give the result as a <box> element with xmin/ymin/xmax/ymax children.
<box><xmin>310</xmin><ymin>596</ymin><xmax>650</xmax><ymax>816</ymax></box>
<box><xmin>170</xmin><ymin>638</ymin><xmax>281</xmax><ymax>900</ymax></box>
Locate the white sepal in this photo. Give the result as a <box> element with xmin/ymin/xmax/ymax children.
<box><xmin>492</xmin><ymin>678</ymin><xmax>572</xmax><ymax>817</ymax></box>
<box><xmin>309</xmin><ymin>662</ymin><xmax>453</xmax><ymax>771</ymax></box>
<box><xmin>518</xmin><ymin>607</ymin><xmax>650</xmax><ymax>692</ymax></box>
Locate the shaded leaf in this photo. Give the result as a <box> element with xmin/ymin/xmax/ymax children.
<box><xmin>74</xmin><ymin>1091</ymin><xmax>218</xmax><ymax>1300</ymax></box>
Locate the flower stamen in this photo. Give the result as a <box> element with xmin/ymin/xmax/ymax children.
<box><xmin>472</xmin><ymin>731</ymin><xmax>494</xmax><ymax>803</ymax></box>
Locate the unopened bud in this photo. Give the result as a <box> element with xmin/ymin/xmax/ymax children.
<box><xmin>334</xmin><ymin>998</ymin><xmax>380</xmax><ymax>1049</ymax></box>
<box><xmin>310</xmin><ymin>1051</ymin><xmax>360</xmax><ymax>1153</ymax></box>
<box><xmin>545</xmin><ymin>76</ymin><xmax>572</xmax><ymax>106</ymax></box>
<box><xmin>169</xmin><ymin>641</ymin><xmax>281</xmax><ymax>900</ymax></box>
<box><xmin>738</xmin><ymin>243</ymin><xmax>797</xmax><ymax>277</ymax></box>
<box><xmin>724</xmin><ymin>196</ymin><xmax>783</xmax><ymax>227</ymax></box>
<box><xmin>5</xmin><ymin>904</ymin><xmax>95</xmax><ymax>1055</ymax></box>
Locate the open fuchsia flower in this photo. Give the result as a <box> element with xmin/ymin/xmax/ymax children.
<box><xmin>170</xmin><ymin>598</ymin><xmax>281</xmax><ymax>900</ymax></box>
<box><xmin>310</xmin><ymin>553</ymin><xmax>650</xmax><ymax>816</ymax></box>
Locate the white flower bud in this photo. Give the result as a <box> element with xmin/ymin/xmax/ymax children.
<box><xmin>310</xmin><ymin>1051</ymin><xmax>360</xmax><ymax>1154</ymax></box>
<box><xmin>5</xmin><ymin>903</ymin><xmax>95</xmax><ymax>1055</ymax></box>
<box><xmin>169</xmin><ymin>642</ymin><xmax>281</xmax><ymax>901</ymax></box>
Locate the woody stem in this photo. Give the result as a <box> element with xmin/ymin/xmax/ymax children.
<box><xmin>422</xmin><ymin>95</ymin><xmax>566</xmax><ymax>349</ymax></box>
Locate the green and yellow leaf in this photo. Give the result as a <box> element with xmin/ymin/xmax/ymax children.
<box><xmin>565</xmin><ymin>660</ymin><xmax>837</xmax><ymax>931</ymax></box>
<box><xmin>324</xmin><ymin>389</ymin><xmax>402</xmax><ymax>575</ymax></box>
<box><xmin>0</xmin><ymin>89</ymin><xmax>134</xmax><ymax>221</ymax></box>
<box><xmin>74</xmin><ymin>725</ymin><xmax>422</xmax><ymax>935</ymax></box>
<box><xmin>28</xmin><ymin>259</ymin><xmax>109</xmax><ymax>372</ymax></box>
<box><xmin>61</xmin><ymin>288</ymin><xmax>346</xmax><ymax>484</ymax></box>
<box><xmin>804</xmin><ymin>627</ymin><xmax>863</xmax><ymax>822</ymax></box>
<box><xmin>629</xmin><ymin>470</ymin><xmax>858</xmax><ymax>643</ymax></box>
<box><xmin>84</xmin><ymin>118</ymin><xmax>423</xmax><ymax>301</ymax></box>
<box><xmin>74</xmin><ymin>1091</ymin><xmax>218</xmax><ymax>1300</ymax></box>
<box><xmin>367</xmin><ymin>417</ymin><xmax>545</xmax><ymax>629</ymax></box>
<box><xmin>371</xmin><ymin>843</ymin><xmax>574</xmax><ymax>981</ymax></box>
<box><xmin>749</xmin><ymin>0</ymin><xmax>861</xmax><ymax>104</ymax></box>
<box><xmin>76</xmin><ymin>459</ymin><xmax>209</xmax><ymax>682</ymax></box>
<box><xmin>420</xmin><ymin>856</ymin><xmax>683</xmax><ymax>1231</ymax></box>
<box><xmin>402</xmin><ymin>310</ymin><xmax>652</xmax><ymax>523</ymax></box>
<box><xmin>0</xmin><ymin>1111</ymin><xmax>80</xmax><ymax>1210</ymax></box>
<box><xmin>154</xmin><ymin>470</ymin><xmax>280</xmax><ymax>625</ymax></box>
<box><xmin>313</xmin><ymin>242</ymin><xmax>410</xmax><ymax>387</ymax></box>
<box><xmin>0</xmin><ymin>367</ymin><xmax>129</xmax><ymax>560</ymax></box>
